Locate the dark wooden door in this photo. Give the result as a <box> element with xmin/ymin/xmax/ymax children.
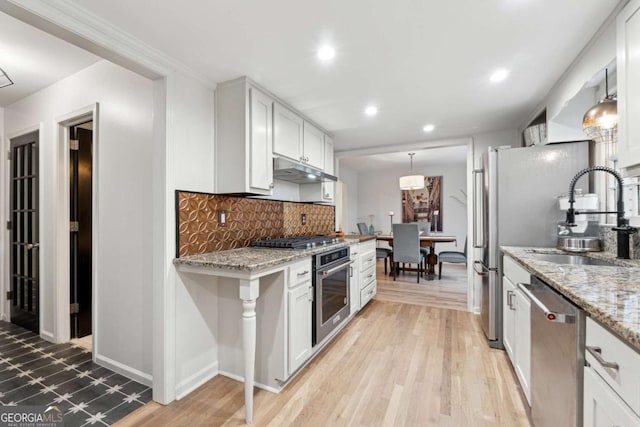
<box><xmin>70</xmin><ymin>126</ymin><xmax>93</xmax><ymax>338</ymax></box>
<box><xmin>9</xmin><ymin>131</ymin><xmax>39</xmax><ymax>333</ymax></box>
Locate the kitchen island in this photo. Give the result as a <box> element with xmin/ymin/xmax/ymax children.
<box><xmin>501</xmin><ymin>246</ymin><xmax>640</xmax><ymax>352</ymax></box>
<box><xmin>173</xmin><ymin>240</ymin><xmax>353</xmax><ymax>424</ymax></box>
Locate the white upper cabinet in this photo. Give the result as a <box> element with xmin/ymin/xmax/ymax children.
<box><xmin>273</xmin><ymin>103</ymin><xmax>326</xmax><ymax>171</ymax></box>
<box><xmin>324</xmin><ymin>135</ymin><xmax>334</xmax><ymax>174</ymax></box>
<box><xmin>302</xmin><ymin>121</ymin><xmax>325</xmax><ymax>170</ymax></box>
<box><xmin>273</xmin><ymin>102</ymin><xmax>304</xmax><ymax>161</ymax></box>
<box><xmin>617</xmin><ymin>0</ymin><xmax>640</xmax><ymax>174</ymax></box>
<box><xmin>215</xmin><ymin>78</ymin><xmax>273</xmax><ymax>195</ymax></box>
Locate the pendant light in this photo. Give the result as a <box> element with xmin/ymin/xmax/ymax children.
<box><xmin>399</xmin><ymin>152</ymin><xmax>425</xmax><ymax>190</ymax></box>
<box><xmin>582</xmin><ymin>68</ymin><xmax>618</xmax><ymax>144</ymax></box>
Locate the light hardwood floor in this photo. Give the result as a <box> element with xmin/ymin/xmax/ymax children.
<box><xmin>376</xmin><ymin>261</ymin><xmax>468</xmax><ymax>311</ymax></box>
<box><xmin>116</xmin><ymin>269</ymin><xmax>528</xmax><ymax>427</ymax></box>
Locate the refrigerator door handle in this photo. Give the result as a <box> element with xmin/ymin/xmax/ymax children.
<box><xmin>518</xmin><ymin>283</ymin><xmax>575</xmax><ymax>323</ymax></box>
<box><xmin>472</xmin><ymin>168</ymin><xmax>484</xmax><ymax>249</ymax></box>
<box><xmin>473</xmin><ymin>260</ymin><xmax>496</xmax><ymax>276</ymax></box>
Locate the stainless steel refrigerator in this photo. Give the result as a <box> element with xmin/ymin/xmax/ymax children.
<box><xmin>474</xmin><ymin>142</ymin><xmax>590</xmax><ymax>348</ymax></box>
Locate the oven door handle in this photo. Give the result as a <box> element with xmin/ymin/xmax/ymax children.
<box><xmin>319</xmin><ymin>261</ymin><xmax>353</xmax><ymax>276</ymax></box>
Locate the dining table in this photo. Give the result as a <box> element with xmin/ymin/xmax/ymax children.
<box><xmin>376</xmin><ymin>234</ymin><xmax>457</xmax><ymax>279</ymax></box>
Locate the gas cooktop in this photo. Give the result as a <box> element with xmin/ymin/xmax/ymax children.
<box><xmin>251</xmin><ymin>236</ymin><xmax>339</xmax><ymax>250</ymax></box>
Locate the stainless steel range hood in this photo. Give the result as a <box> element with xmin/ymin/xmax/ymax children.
<box><xmin>273</xmin><ymin>157</ymin><xmax>337</xmax><ymax>184</ymax></box>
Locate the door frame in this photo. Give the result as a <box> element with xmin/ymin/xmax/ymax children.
<box><xmin>54</xmin><ymin>104</ymin><xmax>99</xmax><ymax>354</ymax></box>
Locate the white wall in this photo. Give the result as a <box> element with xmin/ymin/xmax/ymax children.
<box><xmin>3</xmin><ymin>60</ymin><xmax>155</xmax><ymax>380</ymax></box>
<box><xmin>355</xmin><ymin>162</ymin><xmax>467</xmax><ymax>253</ymax></box>
<box><xmin>529</xmin><ymin>19</ymin><xmax>617</xmax><ymax>142</ymax></box>
<box><xmin>337</xmin><ymin>165</ymin><xmax>358</xmax><ymax>234</ymax></box>
<box><xmin>162</xmin><ymin>72</ymin><xmax>219</xmax><ymax>402</ymax></box>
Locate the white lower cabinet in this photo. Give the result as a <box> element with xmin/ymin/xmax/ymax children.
<box><xmin>584</xmin><ymin>317</ymin><xmax>640</xmax><ymax>426</ymax></box>
<box><xmin>502</xmin><ymin>254</ymin><xmax>531</xmax><ymax>405</ymax></box>
<box><xmin>584</xmin><ymin>366</ymin><xmax>640</xmax><ymax>427</ymax></box>
<box><xmin>359</xmin><ymin>240</ymin><xmax>377</xmax><ymax>308</ymax></box>
<box><xmin>287</xmin><ymin>282</ymin><xmax>312</xmax><ymax>376</ymax></box>
<box><xmin>513</xmin><ymin>288</ymin><xmax>531</xmax><ymax>402</ymax></box>
<box><xmin>349</xmin><ymin>243</ymin><xmax>361</xmax><ymax>314</ymax></box>
<box><xmin>287</xmin><ymin>259</ymin><xmax>312</xmax><ymax>376</ymax></box>
<box><xmin>502</xmin><ymin>276</ymin><xmax>516</xmax><ymax>360</ymax></box>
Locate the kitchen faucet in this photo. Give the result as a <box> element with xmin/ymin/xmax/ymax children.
<box><xmin>565</xmin><ymin>166</ymin><xmax>637</xmax><ymax>259</ymax></box>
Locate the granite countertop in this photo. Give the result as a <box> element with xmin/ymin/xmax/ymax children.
<box><xmin>174</xmin><ymin>241</ymin><xmax>350</xmax><ymax>272</ymax></box>
<box><xmin>343</xmin><ymin>234</ymin><xmax>377</xmax><ymax>243</ymax></box>
<box><xmin>502</xmin><ymin>246</ymin><xmax>640</xmax><ymax>352</ymax></box>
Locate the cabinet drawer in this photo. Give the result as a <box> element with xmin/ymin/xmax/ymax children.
<box><xmin>349</xmin><ymin>242</ymin><xmax>359</xmax><ymax>261</ymax></box>
<box><xmin>503</xmin><ymin>255</ymin><xmax>530</xmax><ymax>285</ymax></box>
<box><xmin>584</xmin><ymin>366</ymin><xmax>640</xmax><ymax>426</ymax></box>
<box><xmin>288</xmin><ymin>259</ymin><xmax>312</xmax><ymax>288</ymax></box>
<box><xmin>586</xmin><ymin>317</ymin><xmax>640</xmax><ymax>416</ymax></box>
<box><xmin>360</xmin><ymin>264</ymin><xmax>375</xmax><ymax>289</ymax></box>
<box><xmin>359</xmin><ymin>251</ymin><xmax>376</xmax><ymax>272</ymax></box>
<box><xmin>361</xmin><ymin>281</ymin><xmax>376</xmax><ymax>307</ymax></box>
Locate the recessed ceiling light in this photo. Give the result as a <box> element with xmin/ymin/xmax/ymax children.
<box><xmin>490</xmin><ymin>68</ymin><xmax>510</xmax><ymax>83</ymax></box>
<box><xmin>423</xmin><ymin>124</ymin><xmax>435</xmax><ymax>132</ymax></box>
<box><xmin>317</xmin><ymin>45</ymin><xmax>335</xmax><ymax>61</ymax></box>
<box><xmin>365</xmin><ymin>105</ymin><xmax>378</xmax><ymax>116</ymax></box>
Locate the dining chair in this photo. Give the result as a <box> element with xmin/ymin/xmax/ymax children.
<box><xmin>392</xmin><ymin>223</ymin><xmax>425</xmax><ymax>283</ymax></box>
<box><xmin>357</xmin><ymin>222</ymin><xmax>369</xmax><ymax>235</ymax></box>
<box><xmin>438</xmin><ymin>237</ymin><xmax>467</xmax><ymax>279</ymax></box>
<box><xmin>376</xmin><ymin>248</ymin><xmax>393</xmax><ymax>274</ymax></box>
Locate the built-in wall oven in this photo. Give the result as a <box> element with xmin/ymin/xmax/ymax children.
<box><xmin>312</xmin><ymin>246</ymin><xmax>351</xmax><ymax>345</ymax></box>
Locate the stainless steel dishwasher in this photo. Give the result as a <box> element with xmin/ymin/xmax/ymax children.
<box><xmin>518</xmin><ymin>276</ymin><xmax>585</xmax><ymax>427</ymax></box>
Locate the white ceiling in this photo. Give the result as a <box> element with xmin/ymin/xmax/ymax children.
<box><xmin>339</xmin><ymin>145</ymin><xmax>468</xmax><ymax>172</ymax></box>
<box><xmin>0</xmin><ymin>0</ymin><xmax>621</xmax><ymax>167</ymax></box>
<box><xmin>0</xmin><ymin>12</ymin><xmax>99</xmax><ymax>107</ymax></box>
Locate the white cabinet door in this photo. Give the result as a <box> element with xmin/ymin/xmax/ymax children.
<box><xmin>584</xmin><ymin>366</ymin><xmax>640</xmax><ymax>427</ymax></box>
<box><xmin>349</xmin><ymin>245</ymin><xmax>360</xmax><ymax>314</ymax></box>
<box><xmin>288</xmin><ymin>283</ymin><xmax>312</xmax><ymax>375</ymax></box>
<box><xmin>303</xmin><ymin>121</ymin><xmax>325</xmax><ymax>169</ymax></box>
<box><xmin>249</xmin><ymin>88</ymin><xmax>273</xmax><ymax>193</ymax></box>
<box><xmin>322</xmin><ymin>136</ymin><xmax>335</xmax><ymax>202</ymax></box>
<box><xmin>502</xmin><ymin>276</ymin><xmax>516</xmax><ymax>362</ymax></box>
<box><xmin>617</xmin><ymin>0</ymin><xmax>640</xmax><ymax>172</ymax></box>
<box><xmin>514</xmin><ymin>288</ymin><xmax>531</xmax><ymax>405</ymax></box>
<box><xmin>216</xmin><ymin>79</ymin><xmax>273</xmax><ymax>195</ymax></box>
<box><xmin>273</xmin><ymin>103</ymin><xmax>303</xmax><ymax>162</ymax></box>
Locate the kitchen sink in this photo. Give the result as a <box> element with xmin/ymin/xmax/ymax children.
<box><xmin>528</xmin><ymin>253</ymin><xmax>618</xmax><ymax>267</ymax></box>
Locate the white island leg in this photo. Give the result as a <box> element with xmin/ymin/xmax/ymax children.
<box><xmin>239</xmin><ymin>279</ymin><xmax>259</xmax><ymax>424</ymax></box>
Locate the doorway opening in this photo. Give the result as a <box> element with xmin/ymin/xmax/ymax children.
<box><xmin>69</xmin><ymin>121</ymin><xmax>93</xmax><ymax>350</ymax></box>
<box><xmin>8</xmin><ymin>131</ymin><xmax>40</xmax><ymax>333</ymax></box>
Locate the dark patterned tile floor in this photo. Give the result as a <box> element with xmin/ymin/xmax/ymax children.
<box><xmin>0</xmin><ymin>321</ymin><xmax>151</xmax><ymax>426</ymax></box>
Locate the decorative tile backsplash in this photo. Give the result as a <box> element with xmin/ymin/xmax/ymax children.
<box><xmin>176</xmin><ymin>191</ymin><xmax>335</xmax><ymax>257</ymax></box>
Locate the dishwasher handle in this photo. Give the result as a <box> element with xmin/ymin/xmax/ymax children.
<box><xmin>518</xmin><ymin>283</ymin><xmax>575</xmax><ymax>323</ymax></box>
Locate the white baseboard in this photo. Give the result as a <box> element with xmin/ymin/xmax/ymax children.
<box><xmin>95</xmin><ymin>353</ymin><xmax>153</xmax><ymax>386</ymax></box>
<box><xmin>40</xmin><ymin>330</ymin><xmax>55</xmax><ymax>343</ymax></box>
<box><xmin>175</xmin><ymin>361</ymin><xmax>219</xmax><ymax>400</ymax></box>
<box><xmin>473</xmin><ymin>305</ymin><xmax>481</xmax><ymax>315</ymax></box>
<box><xmin>218</xmin><ymin>370</ymin><xmax>282</xmax><ymax>394</ymax></box>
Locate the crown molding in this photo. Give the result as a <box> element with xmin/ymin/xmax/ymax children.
<box><xmin>0</xmin><ymin>0</ymin><xmax>216</xmax><ymax>88</ymax></box>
